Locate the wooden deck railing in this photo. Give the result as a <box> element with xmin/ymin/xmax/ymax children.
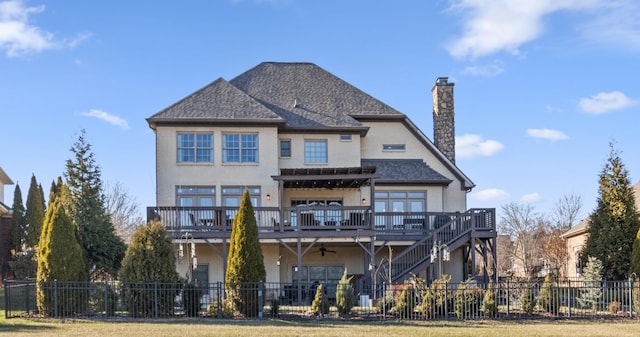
<box><xmin>146</xmin><ymin>206</ymin><xmax>495</xmax><ymax>238</ymax></box>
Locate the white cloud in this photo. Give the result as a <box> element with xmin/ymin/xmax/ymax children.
<box><xmin>456</xmin><ymin>134</ymin><xmax>504</xmax><ymax>158</ymax></box>
<box><xmin>445</xmin><ymin>0</ymin><xmax>599</xmax><ymax>59</ymax></box>
<box><xmin>0</xmin><ymin>0</ymin><xmax>56</xmax><ymax>56</ymax></box>
<box><xmin>578</xmin><ymin>0</ymin><xmax>640</xmax><ymax>50</ymax></box>
<box><xmin>461</xmin><ymin>59</ymin><xmax>505</xmax><ymax>77</ymax></box>
<box><xmin>527</xmin><ymin>128</ymin><xmax>569</xmax><ymax>141</ymax></box>
<box><xmin>80</xmin><ymin>109</ymin><xmax>130</xmax><ymax>130</ymax></box>
<box><xmin>520</xmin><ymin>192</ymin><xmax>541</xmax><ymax>203</ymax></box>
<box><xmin>472</xmin><ymin>188</ymin><xmax>510</xmax><ymax>201</ymax></box>
<box><xmin>579</xmin><ymin>91</ymin><xmax>638</xmax><ymax>114</ymax></box>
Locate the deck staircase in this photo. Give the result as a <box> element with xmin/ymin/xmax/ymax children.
<box><xmin>375</xmin><ymin>209</ymin><xmax>495</xmax><ymax>286</ymax></box>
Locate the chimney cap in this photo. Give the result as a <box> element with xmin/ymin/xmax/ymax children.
<box><xmin>435</xmin><ymin>77</ymin><xmax>453</xmax><ymax>86</ymax></box>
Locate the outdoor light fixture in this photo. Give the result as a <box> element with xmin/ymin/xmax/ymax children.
<box><xmin>361</xmin><ymin>198</ymin><xmax>367</xmax><ymax>205</ymax></box>
<box><xmin>177</xmin><ymin>232</ymin><xmax>197</xmax><ymax>280</ymax></box>
<box><xmin>266</xmin><ymin>194</ymin><xmax>271</xmax><ymax>200</ymax></box>
<box><xmin>276</xmin><ymin>256</ymin><xmax>281</xmax><ymax>266</ymax></box>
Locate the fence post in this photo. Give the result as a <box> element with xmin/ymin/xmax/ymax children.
<box><xmin>505</xmin><ymin>278</ymin><xmax>509</xmax><ymax>318</ymax></box>
<box><xmin>217</xmin><ymin>281</ymin><xmax>222</xmax><ymax>318</ymax></box>
<box><xmin>444</xmin><ymin>281</ymin><xmax>448</xmax><ymax>319</ymax></box>
<box><xmin>258</xmin><ymin>280</ymin><xmax>263</xmax><ymax>320</ymax></box>
<box><xmin>104</xmin><ymin>280</ymin><xmax>108</xmax><ymax>318</ymax></box>
<box><xmin>629</xmin><ymin>277</ymin><xmax>633</xmax><ymax>318</ymax></box>
<box><xmin>567</xmin><ymin>279</ymin><xmax>571</xmax><ymax>318</ymax></box>
<box><xmin>154</xmin><ymin>282</ymin><xmax>158</xmax><ymax>319</ymax></box>
<box><xmin>382</xmin><ymin>282</ymin><xmax>386</xmax><ymax>321</ymax></box>
<box><xmin>3</xmin><ymin>279</ymin><xmax>8</xmax><ymax>319</ymax></box>
<box><xmin>54</xmin><ymin>279</ymin><xmax>58</xmax><ymax>318</ymax></box>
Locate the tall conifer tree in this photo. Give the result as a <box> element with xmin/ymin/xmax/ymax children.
<box><xmin>582</xmin><ymin>143</ymin><xmax>640</xmax><ymax>280</ymax></box>
<box><xmin>36</xmin><ymin>182</ymin><xmax>87</xmax><ymax>316</ymax></box>
<box><xmin>25</xmin><ymin>174</ymin><xmax>45</xmax><ymax>247</ymax></box>
<box><xmin>225</xmin><ymin>190</ymin><xmax>266</xmax><ymax>316</ymax></box>
<box><xmin>65</xmin><ymin>129</ymin><xmax>126</xmax><ymax>279</ymax></box>
<box><xmin>10</xmin><ymin>184</ymin><xmax>26</xmax><ymax>252</ymax></box>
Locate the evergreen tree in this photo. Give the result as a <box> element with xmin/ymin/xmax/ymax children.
<box><xmin>119</xmin><ymin>220</ymin><xmax>180</xmax><ymax>317</ymax></box>
<box><xmin>65</xmin><ymin>129</ymin><xmax>126</xmax><ymax>280</ymax></box>
<box><xmin>36</xmin><ymin>183</ymin><xmax>87</xmax><ymax>316</ymax></box>
<box><xmin>24</xmin><ymin>174</ymin><xmax>45</xmax><ymax>247</ymax></box>
<box><xmin>578</xmin><ymin>256</ymin><xmax>603</xmax><ymax>310</ymax></box>
<box><xmin>335</xmin><ymin>269</ymin><xmax>356</xmax><ymax>316</ymax></box>
<box><xmin>630</xmin><ymin>228</ymin><xmax>640</xmax><ymax>277</ymax></box>
<box><xmin>225</xmin><ymin>190</ymin><xmax>266</xmax><ymax>317</ymax></box>
<box><xmin>539</xmin><ymin>273</ymin><xmax>559</xmax><ymax>314</ymax></box>
<box><xmin>311</xmin><ymin>283</ymin><xmax>329</xmax><ymax>315</ymax></box>
<box><xmin>582</xmin><ymin>143</ymin><xmax>640</xmax><ymax>280</ymax></box>
<box><xmin>10</xmin><ymin>184</ymin><xmax>26</xmax><ymax>252</ymax></box>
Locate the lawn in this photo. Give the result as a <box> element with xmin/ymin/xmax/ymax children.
<box><xmin>1</xmin><ymin>315</ymin><xmax>639</xmax><ymax>337</ymax></box>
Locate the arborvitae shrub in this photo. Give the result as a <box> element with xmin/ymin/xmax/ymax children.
<box><xmin>454</xmin><ymin>280</ymin><xmax>484</xmax><ymax>319</ymax></box>
<box><xmin>482</xmin><ymin>280</ymin><xmax>498</xmax><ymax>317</ymax></box>
<box><xmin>311</xmin><ymin>283</ymin><xmax>329</xmax><ymax>315</ymax></box>
<box><xmin>225</xmin><ymin>191</ymin><xmax>266</xmax><ymax>317</ymax></box>
<box><xmin>419</xmin><ymin>274</ymin><xmax>451</xmax><ymax>318</ymax></box>
<box><xmin>539</xmin><ymin>274</ymin><xmax>559</xmax><ymax>314</ymax></box>
<box><xmin>521</xmin><ymin>286</ymin><xmax>535</xmax><ymax>314</ymax></box>
<box><xmin>335</xmin><ymin>269</ymin><xmax>356</xmax><ymax>316</ymax></box>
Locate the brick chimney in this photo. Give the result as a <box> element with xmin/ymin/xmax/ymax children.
<box><xmin>432</xmin><ymin>77</ymin><xmax>455</xmax><ymax>164</ymax></box>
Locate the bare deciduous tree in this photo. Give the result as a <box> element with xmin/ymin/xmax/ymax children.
<box><xmin>499</xmin><ymin>203</ymin><xmax>544</xmax><ymax>279</ymax></box>
<box><xmin>105</xmin><ymin>182</ymin><xmax>144</xmax><ymax>244</ymax></box>
<box><xmin>552</xmin><ymin>194</ymin><xmax>583</xmax><ymax>231</ymax></box>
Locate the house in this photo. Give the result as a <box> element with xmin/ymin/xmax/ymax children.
<box><xmin>146</xmin><ymin>62</ymin><xmax>496</xmax><ymax>302</ymax></box>
<box><xmin>0</xmin><ymin>166</ymin><xmax>14</xmax><ymax>280</ymax></box>
<box><xmin>562</xmin><ymin>181</ymin><xmax>640</xmax><ymax>279</ymax></box>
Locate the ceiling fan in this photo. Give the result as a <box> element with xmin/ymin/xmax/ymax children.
<box><xmin>318</xmin><ymin>244</ymin><xmax>336</xmax><ymax>256</ymax></box>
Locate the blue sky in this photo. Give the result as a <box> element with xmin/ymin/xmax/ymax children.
<box><xmin>1</xmin><ymin>0</ymin><xmax>638</xmax><ymax>224</ymax></box>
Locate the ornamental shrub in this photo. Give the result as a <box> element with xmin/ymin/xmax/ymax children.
<box><xmin>482</xmin><ymin>280</ymin><xmax>498</xmax><ymax>317</ymax></box>
<box><xmin>521</xmin><ymin>286</ymin><xmax>535</xmax><ymax>315</ymax></box>
<box><xmin>394</xmin><ymin>283</ymin><xmax>416</xmax><ymax>318</ymax></box>
<box><xmin>335</xmin><ymin>269</ymin><xmax>356</xmax><ymax>316</ymax></box>
<box><xmin>454</xmin><ymin>279</ymin><xmax>484</xmax><ymax>319</ymax></box>
<box><xmin>311</xmin><ymin>283</ymin><xmax>329</xmax><ymax>315</ymax></box>
<box><xmin>539</xmin><ymin>274</ymin><xmax>559</xmax><ymax>314</ymax></box>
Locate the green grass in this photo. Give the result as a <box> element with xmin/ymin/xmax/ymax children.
<box><xmin>1</xmin><ymin>317</ymin><xmax>639</xmax><ymax>337</ymax></box>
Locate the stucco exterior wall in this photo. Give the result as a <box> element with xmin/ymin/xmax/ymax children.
<box><xmin>155</xmin><ymin>126</ymin><xmax>280</xmax><ymax>206</ymax></box>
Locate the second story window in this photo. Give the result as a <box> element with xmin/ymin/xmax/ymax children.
<box><xmin>304</xmin><ymin>139</ymin><xmax>327</xmax><ymax>163</ymax></box>
<box><xmin>383</xmin><ymin>144</ymin><xmax>406</xmax><ymax>151</ymax></box>
<box><xmin>177</xmin><ymin>133</ymin><xmax>213</xmax><ymax>163</ymax></box>
<box><xmin>280</xmin><ymin>139</ymin><xmax>291</xmax><ymax>158</ymax></box>
<box><xmin>223</xmin><ymin>133</ymin><xmax>258</xmax><ymax>163</ymax></box>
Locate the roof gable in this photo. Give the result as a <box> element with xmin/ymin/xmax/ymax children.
<box><xmin>229</xmin><ymin>62</ymin><xmax>404</xmax><ymax>129</ymax></box>
<box><xmin>362</xmin><ymin>159</ymin><xmax>452</xmax><ymax>185</ymax></box>
<box><xmin>147</xmin><ymin>78</ymin><xmax>283</xmax><ymax>125</ymax></box>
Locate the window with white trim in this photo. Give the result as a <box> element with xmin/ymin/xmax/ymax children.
<box><xmin>222</xmin><ymin>133</ymin><xmax>258</xmax><ymax>163</ymax></box>
<box><xmin>177</xmin><ymin>133</ymin><xmax>213</xmax><ymax>163</ymax></box>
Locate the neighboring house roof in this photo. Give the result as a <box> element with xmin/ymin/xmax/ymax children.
<box><xmin>362</xmin><ymin>159</ymin><xmax>452</xmax><ymax>185</ymax></box>
<box><xmin>0</xmin><ymin>167</ymin><xmax>13</xmax><ymax>185</ymax></box>
<box><xmin>561</xmin><ymin>218</ymin><xmax>590</xmax><ymax>239</ymax></box>
<box><xmin>0</xmin><ymin>201</ymin><xmax>9</xmax><ymax>215</ymax></box>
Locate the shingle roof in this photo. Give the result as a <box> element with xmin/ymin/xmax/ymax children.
<box><xmin>362</xmin><ymin>159</ymin><xmax>452</xmax><ymax>185</ymax></box>
<box><xmin>229</xmin><ymin>62</ymin><xmax>404</xmax><ymax>129</ymax></box>
<box><xmin>147</xmin><ymin>78</ymin><xmax>284</xmax><ymax>124</ymax></box>
<box><xmin>148</xmin><ymin>62</ymin><xmax>404</xmax><ymax>130</ymax></box>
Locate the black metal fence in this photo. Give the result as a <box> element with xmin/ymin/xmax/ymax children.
<box><xmin>4</xmin><ymin>278</ymin><xmax>639</xmax><ymax>320</ymax></box>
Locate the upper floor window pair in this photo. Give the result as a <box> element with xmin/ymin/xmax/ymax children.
<box><xmin>177</xmin><ymin>133</ymin><xmax>258</xmax><ymax>163</ymax></box>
